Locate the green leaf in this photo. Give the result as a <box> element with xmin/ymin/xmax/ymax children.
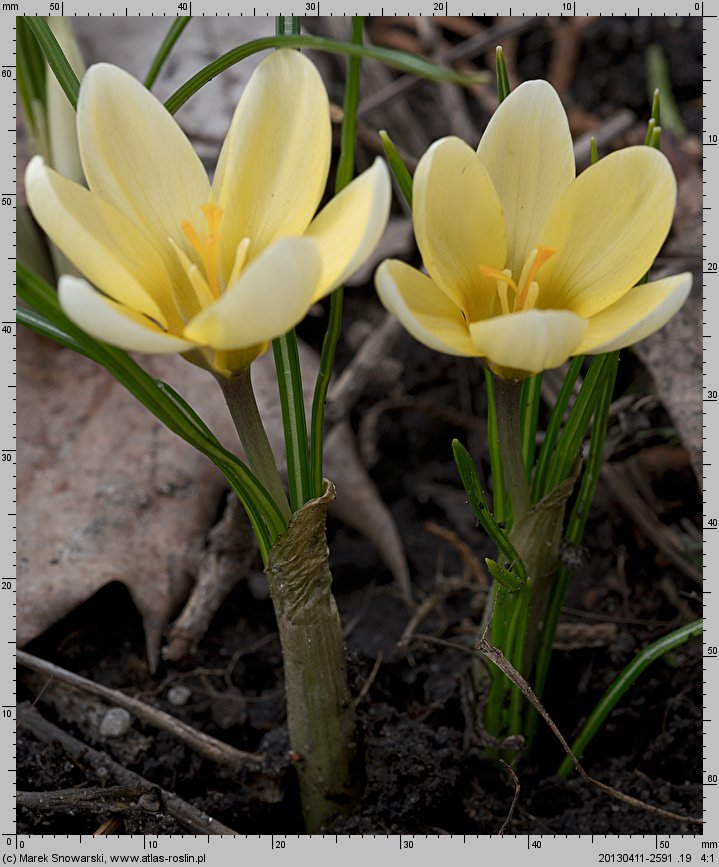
<box><xmin>645</xmin><ymin>45</ymin><xmax>685</xmax><ymax>137</ymax></box>
<box><xmin>24</xmin><ymin>17</ymin><xmax>80</xmax><ymax>110</ymax></box>
<box><xmin>590</xmin><ymin>136</ymin><xmax>599</xmax><ymax>165</ymax></box>
<box><xmin>144</xmin><ymin>17</ymin><xmax>191</xmax><ymax>89</ymax></box>
<box><xmin>164</xmin><ymin>33</ymin><xmax>488</xmax><ymax>115</ymax></box>
<box><xmin>495</xmin><ymin>45</ymin><xmax>510</xmax><ymax>103</ymax></box>
<box><xmin>452</xmin><ymin>439</ymin><xmax>526</xmax><ymax>583</ymax></box>
<box><xmin>273</xmin><ymin>332</ymin><xmax>311</xmax><ymax>512</ymax></box>
<box><xmin>558</xmin><ymin>619</ymin><xmax>703</xmax><ymax>776</ymax></box>
<box><xmin>542</xmin><ymin>353</ymin><xmax>614</xmax><ymax>495</ymax></box>
<box><xmin>379</xmin><ymin>130</ymin><xmax>413</xmax><ymax>208</ymax></box>
<box><xmin>484</xmin><ymin>369</ymin><xmax>506</xmax><ymax>522</ymax></box>
<box><xmin>275</xmin><ymin>16</ymin><xmax>301</xmax><ymax>36</ymax></box>
<box><xmin>531</xmin><ymin>355</ymin><xmax>584</xmax><ymax>501</ymax></box>
<box><xmin>309</xmin><ymin>16</ymin><xmax>364</xmax><ymax>499</ymax></box>
<box><xmin>16</xmin><ymin>263</ymin><xmax>287</xmax><ymax>559</ymax></box>
<box><xmin>17</xmin><ymin>17</ymin><xmax>47</xmax><ymax>138</ymax></box>
<box><xmin>485</xmin><ymin>558</ymin><xmax>524</xmax><ymax>592</ymax></box>
<box><xmin>519</xmin><ymin>373</ymin><xmax>542</xmax><ymax>476</ymax></box>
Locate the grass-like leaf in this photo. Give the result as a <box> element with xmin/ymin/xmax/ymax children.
<box><xmin>17</xmin><ymin>264</ymin><xmax>287</xmax><ymax>559</ymax></box>
<box><xmin>309</xmin><ymin>16</ymin><xmax>364</xmax><ymax>499</ymax></box>
<box><xmin>23</xmin><ymin>17</ymin><xmax>80</xmax><ymax>110</ymax></box>
<box><xmin>452</xmin><ymin>439</ymin><xmax>526</xmax><ymax>583</ymax></box>
<box><xmin>558</xmin><ymin>619</ymin><xmax>703</xmax><ymax>776</ymax></box>
<box><xmin>144</xmin><ymin>17</ymin><xmax>191</xmax><ymax>89</ymax></box>
<box><xmin>379</xmin><ymin>130</ymin><xmax>413</xmax><ymax>207</ymax></box>
<box><xmin>164</xmin><ymin>33</ymin><xmax>488</xmax><ymax>115</ymax></box>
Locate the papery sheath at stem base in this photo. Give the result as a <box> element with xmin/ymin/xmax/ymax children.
<box><xmin>265</xmin><ymin>480</ymin><xmax>358</xmax><ymax>831</ymax></box>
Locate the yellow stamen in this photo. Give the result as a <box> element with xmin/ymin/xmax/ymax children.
<box><xmin>524</xmin><ymin>281</ymin><xmax>539</xmax><ymax>312</ymax></box>
<box><xmin>228</xmin><ymin>238</ymin><xmax>251</xmax><ymax>289</ymax></box>
<box><xmin>181</xmin><ymin>203</ymin><xmax>225</xmax><ymax>300</ymax></box>
<box><xmin>497</xmin><ymin>282</ymin><xmax>510</xmax><ymax>316</ymax></box>
<box><xmin>515</xmin><ymin>246</ymin><xmax>554</xmax><ymax>312</ymax></box>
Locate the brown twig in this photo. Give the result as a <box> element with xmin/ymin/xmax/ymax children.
<box><xmin>357</xmin><ymin>18</ymin><xmax>537</xmax><ymax>119</ymax></box>
<box><xmin>409</xmin><ymin>634</ymin><xmax>702</xmax><ymax>827</ymax></box>
<box><xmin>573</xmin><ymin>109</ymin><xmax>637</xmax><ymax>168</ymax></box>
<box><xmin>17</xmin><ymin>786</ymin><xmax>160</xmax><ymax>817</ymax></box>
<box><xmin>424</xmin><ymin>520</ymin><xmax>488</xmax><ymax>586</ymax></box>
<box><xmin>497</xmin><ymin>760</ymin><xmax>520</xmax><ymax>836</ymax></box>
<box><xmin>475</xmin><ymin>637</ymin><xmax>703</xmax><ymax>827</ymax></box>
<box><xmin>326</xmin><ymin>315</ymin><xmax>404</xmax><ymax>425</ymax></box>
<box><xmin>165</xmin><ymin>494</ymin><xmax>257</xmax><ymax>662</ymax></box>
<box><xmin>17</xmin><ymin>650</ymin><xmax>271</xmax><ymax>771</ymax></box>
<box><xmin>18</xmin><ymin>705</ymin><xmax>239</xmax><ymax>834</ymax></box>
<box><xmin>353</xmin><ymin>651</ymin><xmax>384</xmax><ymax>708</ymax></box>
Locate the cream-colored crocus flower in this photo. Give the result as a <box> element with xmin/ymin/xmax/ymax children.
<box><xmin>375</xmin><ymin>80</ymin><xmax>691</xmax><ymax>379</ymax></box>
<box><xmin>26</xmin><ymin>50</ymin><xmax>391</xmax><ymax>376</ymax></box>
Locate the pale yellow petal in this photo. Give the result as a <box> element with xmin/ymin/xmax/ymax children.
<box><xmin>78</xmin><ymin>63</ymin><xmax>210</xmax><ymax>251</ymax></box>
<box><xmin>477</xmin><ymin>80</ymin><xmax>575</xmax><ymax>278</ymax></box>
<box><xmin>183</xmin><ymin>238</ymin><xmax>321</xmax><ymax>350</ymax></box>
<box><xmin>59</xmin><ymin>276</ymin><xmax>196</xmax><ymax>354</ymax></box>
<box><xmin>25</xmin><ymin>156</ymin><xmax>180</xmax><ymax>329</ymax></box>
<box><xmin>577</xmin><ymin>272</ymin><xmax>691</xmax><ymax>354</ymax></box>
<box><xmin>305</xmin><ymin>158</ymin><xmax>391</xmax><ymax>300</ymax></box>
<box><xmin>539</xmin><ymin>147</ymin><xmax>677</xmax><ymax>318</ymax></box>
<box><xmin>468</xmin><ymin>309</ymin><xmax>587</xmax><ymax>375</ymax></box>
<box><xmin>375</xmin><ymin>259</ymin><xmax>477</xmax><ymax>357</ymax></box>
<box><xmin>413</xmin><ymin>137</ymin><xmax>506</xmax><ymax>320</ymax></box>
<box><xmin>211</xmin><ymin>49</ymin><xmax>331</xmax><ymax>269</ymax></box>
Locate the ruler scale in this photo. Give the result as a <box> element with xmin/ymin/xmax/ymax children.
<box><xmin>5</xmin><ymin>2</ymin><xmax>714</xmax><ymax>861</ymax></box>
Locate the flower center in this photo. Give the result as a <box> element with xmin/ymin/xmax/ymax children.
<box><xmin>480</xmin><ymin>246</ymin><xmax>555</xmax><ymax>316</ymax></box>
<box><xmin>172</xmin><ymin>204</ymin><xmax>250</xmax><ymax>316</ymax></box>
<box><xmin>181</xmin><ymin>203</ymin><xmax>224</xmax><ymax>300</ymax></box>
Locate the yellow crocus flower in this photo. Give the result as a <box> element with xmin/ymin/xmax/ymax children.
<box><xmin>26</xmin><ymin>50</ymin><xmax>391</xmax><ymax>376</ymax></box>
<box><xmin>375</xmin><ymin>80</ymin><xmax>691</xmax><ymax>379</ymax></box>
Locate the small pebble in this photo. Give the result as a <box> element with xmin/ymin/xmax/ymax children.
<box><xmin>99</xmin><ymin>707</ymin><xmax>132</xmax><ymax>738</ymax></box>
<box><xmin>167</xmin><ymin>685</ymin><xmax>192</xmax><ymax>707</ymax></box>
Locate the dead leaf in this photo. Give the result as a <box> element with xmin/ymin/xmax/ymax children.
<box><xmin>18</xmin><ymin>330</ymin><xmax>410</xmax><ymax>666</ymax></box>
<box><xmin>633</xmin><ymin>168</ymin><xmax>702</xmax><ymax>486</ymax></box>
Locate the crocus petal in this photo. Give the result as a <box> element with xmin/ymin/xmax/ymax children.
<box><xmin>25</xmin><ymin>156</ymin><xmax>179</xmax><ymax>329</ymax></box>
<box><xmin>539</xmin><ymin>147</ymin><xmax>677</xmax><ymax>318</ymax></box>
<box><xmin>305</xmin><ymin>158</ymin><xmax>392</xmax><ymax>300</ymax></box>
<box><xmin>375</xmin><ymin>259</ymin><xmax>478</xmax><ymax>357</ymax></box>
<box><xmin>576</xmin><ymin>272</ymin><xmax>691</xmax><ymax>354</ymax></box>
<box><xmin>477</xmin><ymin>80</ymin><xmax>575</xmax><ymax>279</ymax></box>
<box><xmin>211</xmin><ymin>49</ymin><xmax>331</xmax><ymax>270</ymax></box>
<box><xmin>183</xmin><ymin>237</ymin><xmax>321</xmax><ymax>350</ymax></box>
<box><xmin>78</xmin><ymin>63</ymin><xmax>210</xmax><ymax>252</ymax></box>
<box><xmin>413</xmin><ymin>137</ymin><xmax>507</xmax><ymax>320</ymax></box>
<box><xmin>468</xmin><ymin>309</ymin><xmax>587</xmax><ymax>374</ymax></box>
<box><xmin>59</xmin><ymin>276</ymin><xmax>196</xmax><ymax>354</ymax></box>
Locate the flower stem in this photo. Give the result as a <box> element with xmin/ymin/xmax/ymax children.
<box><xmin>218</xmin><ymin>368</ymin><xmax>292</xmax><ymax>524</ymax></box>
<box><xmin>493</xmin><ymin>376</ymin><xmax>530</xmax><ymax>524</ymax></box>
<box><xmin>266</xmin><ymin>482</ymin><xmax>357</xmax><ymax>831</ymax></box>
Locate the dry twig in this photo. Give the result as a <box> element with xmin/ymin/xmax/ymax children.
<box><xmin>408</xmin><ymin>634</ymin><xmax>702</xmax><ymax>827</ymax></box>
<box><xmin>18</xmin><ymin>705</ymin><xmax>239</xmax><ymax>834</ymax></box>
<box><xmin>17</xmin><ymin>650</ymin><xmax>274</xmax><ymax>773</ymax></box>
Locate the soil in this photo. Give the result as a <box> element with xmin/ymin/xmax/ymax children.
<box><xmin>17</xmin><ymin>16</ymin><xmax>704</xmax><ymax>835</ymax></box>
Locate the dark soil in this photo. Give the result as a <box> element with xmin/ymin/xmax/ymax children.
<box><xmin>18</xmin><ymin>337</ymin><xmax>703</xmax><ymax>834</ymax></box>
<box><xmin>17</xmin><ymin>15</ymin><xmax>703</xmax><ymax>835</ymax></box>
